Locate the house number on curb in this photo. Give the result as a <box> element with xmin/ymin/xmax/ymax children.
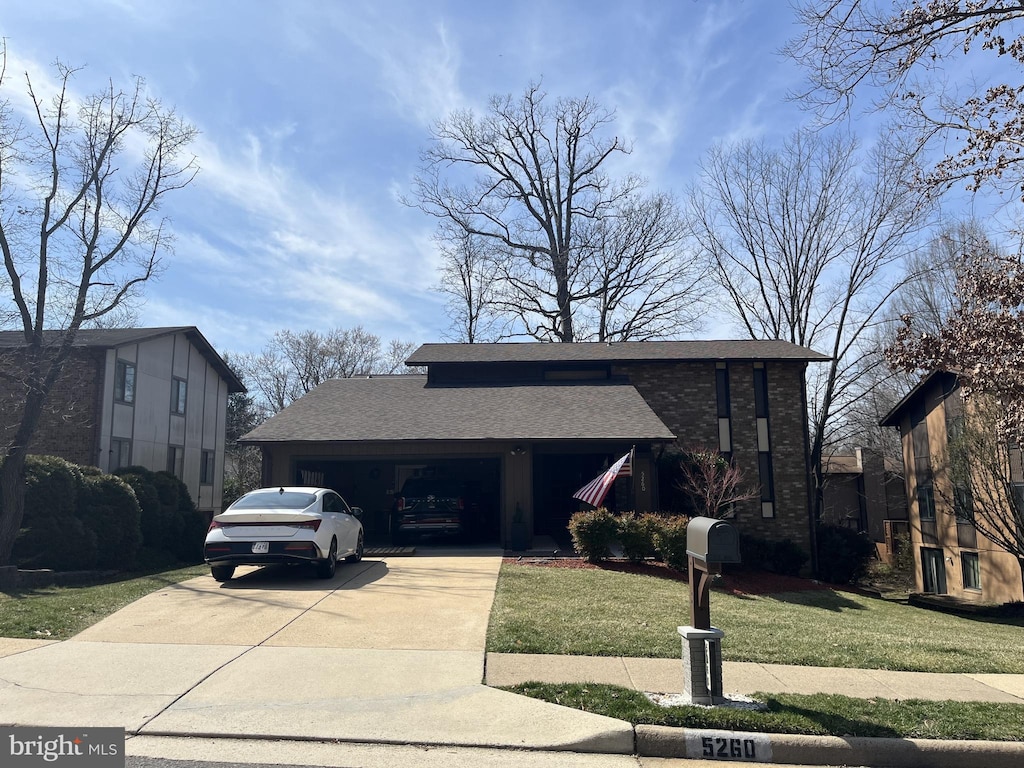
<box><xmin>685</xmin><ymin>730</ymin><xmax>772</xmax><ymax>762</ymax></box>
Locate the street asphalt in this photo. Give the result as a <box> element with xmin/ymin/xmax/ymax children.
<box><xmin>1</xmin><ymin>548</ymin><xmax>1023</xmax><ymax>767</ymax></box>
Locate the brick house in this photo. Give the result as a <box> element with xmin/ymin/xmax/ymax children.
<box><xmin>881</xmin><ymin>371</ymin><xmax>1024</xmax><ymax>604</ymax></box>
<box><xmin>0</xmin><ymin>327</ymin><xmax>245</xmax><ymax>517</ymax></box>
<box><xmin>243</xmin><ymin>341</ymin><xmax>826</xmax><ymax>555</ymax></box>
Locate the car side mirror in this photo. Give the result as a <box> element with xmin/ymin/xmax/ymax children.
<box><xmin>350</xmin><ymin>507</ymin><xmax>363</xmax><ymax>518</ymax></box>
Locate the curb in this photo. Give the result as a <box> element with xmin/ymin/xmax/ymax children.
<box><xmin>636</xmin><ymin>724</ymin><xmax>1024</xmax><ymax>767</ymax></box>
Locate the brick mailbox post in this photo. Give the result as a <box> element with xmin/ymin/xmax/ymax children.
<box><xmin>679</xmin><ymin>517</ymin><xmax>741</xmax><ymax>705</ymax></box>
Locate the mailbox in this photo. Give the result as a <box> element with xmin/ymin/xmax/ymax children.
<box><xmin>685</xmin><ymin>517</ymin><xmax>741</xmax><ymax>565</ymax></box>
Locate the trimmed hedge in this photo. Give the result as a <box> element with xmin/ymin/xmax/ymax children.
<box><xmin>568</xmin><ymin>508</ymin><xmax>618</xmax><ymax>563</ymax></box>
<box><xmin>815</xmin><ymin>524</ymin><xmax>875</xmax><ymax>585</ymax></box>
<box><xmin>738</xmin><ymin>533</ymin><xmax>808</xmax><ymax>577</ymax></box>
<box><xmin>616</xmin><ymin>512</ymin><xmax>662</xmax><ymax>563</ymax></box>
<box><xmin>12</xmin><ymin>455</ymin><xmax>199</xmax><ymax>572</ymax></box>
<box><xmin>651</xmin><ymin>515</ymin><xmax>690</xmax><ymax>570</ymax></box>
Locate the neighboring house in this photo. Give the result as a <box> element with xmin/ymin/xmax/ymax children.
<box><xmin>821</xmin><ymin>447</ymin><xmax>908</xmax><ymax>562</ymax></box>
<box><xmin>881</xmin><ymin>371</ymin><xmax>1024</xmax><ymax>604</ymax></box>
<box><xmin>242</xmin><ymin>341</ymin><xmax>827</xmax><ymax>555</ymax></box>
<box><xmin>0</xmin><ymin>327</ymin><xmax>245</xmax><ymax>518</ymax></box>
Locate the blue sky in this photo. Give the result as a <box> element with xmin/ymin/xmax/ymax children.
<box><xmin>0</xmin><ymin>0</ymin><xmax>983</xmax><ymax>356</ymax></box>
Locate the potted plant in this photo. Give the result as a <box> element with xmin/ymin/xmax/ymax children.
<box><xmin>510</xmin><ymin>503</ymin><xmax>530</xmax><ymax>551</ymax></box>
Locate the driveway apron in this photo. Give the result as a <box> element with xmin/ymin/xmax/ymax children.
<box><xmin>0</xmin><ymin>550</ymin><xmax>633</xmax><ymax>753</ymax></box>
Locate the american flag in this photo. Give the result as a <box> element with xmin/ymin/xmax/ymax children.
<box><xmin>572</xmin><ymin>450</ymin><xmax>633</xmax><ymax>508</ymax></box>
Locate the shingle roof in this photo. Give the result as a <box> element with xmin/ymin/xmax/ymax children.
<box><xmin>241</xmin><ymin>375</ymin><xmax>677</xmax><ymax>443</ymax></box>
<box><xmin>405</xmin><ymin>340</ymin><xmax>829</xmax><ymax>366</ymax></box>
<box><xmin>0</xmin><ymin>327</ymin><xmax>245</xmax><ymax>393</ymax></box>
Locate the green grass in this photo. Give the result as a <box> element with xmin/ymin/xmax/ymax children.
<box><xmin>0</xmin><ymin>565</ymin><xmax>207</xmax><ymax>640</ymax></box>
<box><xmin>504</xmin><ymin>683</ymin><xmax>1024</xmax><ymax>741</ymax></box>
<box><xmin>487</xmin><ymin>564</ymin><xmax>1024</xmax><ymax>673</ymax></box>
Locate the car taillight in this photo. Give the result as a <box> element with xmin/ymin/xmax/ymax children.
<box><xmin>207</xmin><ymin>520</ymin><xmax>223</xmax><ymax>532</ymax></box>
<box><xmin>294</xmin><ymin>520</ymin><xmax>322</xmax><ymax>531</ymax></box>
<box><xmin>396</xmin><ymin>497</ymin><xmax>405</xmax><ymax>511</ymax></box>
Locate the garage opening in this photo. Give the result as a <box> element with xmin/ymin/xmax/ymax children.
<box><xmin>533</xmin><ymin>452</ymin><xmax>631</xmax><ymax>546</ymax></box>
<box><xmin>292</xmin><ymin>457</ymin><xmax>501</xmax><ymax>546</ymax></box>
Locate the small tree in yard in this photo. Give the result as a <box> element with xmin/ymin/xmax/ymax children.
<box><xmin>0</xmin><ymin>48</ymin><xmax>197</xmax><ymax>566</ymax></box>
<box><xmin>677</xmin><ymin>445</ymin><xmax>759</xmax><ymax>519</ymax></box>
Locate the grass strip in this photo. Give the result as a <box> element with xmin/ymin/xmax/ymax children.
<box><xmin>0</xmin><ymin>565</ymin><xmax>207</xmax><ymax>640</ymax></box>
<box><xmin>487</xmin><ymin>564</ymin><xmax>1024</xmax><ymax>673</ymax></box>
<box><xmin>503</xmin><ymin>683</ymin><xmax>1024</xmax><ymax>741</ymax></box>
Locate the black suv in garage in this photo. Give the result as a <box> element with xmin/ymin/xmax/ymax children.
<box><xmin>390</xmin><ymin>477</ymin><xmax>469</xmax><ymax>544</ymax></box>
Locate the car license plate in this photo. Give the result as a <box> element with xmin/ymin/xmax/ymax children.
<box><xmin>251</xmin><ymin>541</ymin><xmax>269</xmax><ymax>554</ymax></box>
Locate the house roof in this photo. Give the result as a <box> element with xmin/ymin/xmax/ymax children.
<box><xmin>405</xmin><ymin>340</ymin><xmax>830</xmax><ymax>366</ymax></box>
<box><xmin>241</xmin><ymin>375</ymin><xmax>677</xmax><ymax>443</ymax></box>
<box><xmin>0</xmin><ymin>326</ymin><xmax>245</xmax><ymax>393</ymax></box>
<box><xmin>878</xmin><ymin>370</ymin><xmax>956</xmax><ymax>428</ymax></box>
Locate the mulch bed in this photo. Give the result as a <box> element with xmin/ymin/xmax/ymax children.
<box><xmin>503</xmin><ymin>556</ymin><xmax>835</xmax><ymax>596</ymax></box>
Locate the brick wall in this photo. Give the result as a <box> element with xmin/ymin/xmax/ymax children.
<box><xmin>0</xmin><ymin>349</ymin><xmax>105</xmax><ymax>466</ymax></box>
<box><xmin>615</xmin><ymin>359</ymin><xmax>813</xmax><ymax>554</ymax></box>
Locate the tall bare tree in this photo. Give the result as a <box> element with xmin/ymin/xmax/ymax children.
<box><xmin>0</xmin><ymin>50</ymin><xmax>197</xmax><ymax>565</ymax></box>
<box><xmin>786</xmin><ymin>1</ymin><xmax>1024</xmax><ymax>200</ymax></box>
<box><xmin>236</xmin><ymin>327</ymin><xmax>417</xmax><ymax>415</ymax></box>
<box><xmin>689</xmin><ymin>129</ymin><xmax>930</xmax><ymax>523</ymax></box>
<box><xmin>413</xmin><ymin>83</ymin><xmax>709</xmax><ymax>342</ymax></box>
<box><xmin>436</xmin><ymin>227</ymin><xmax>504</xmax><ymax>343</ymax></box>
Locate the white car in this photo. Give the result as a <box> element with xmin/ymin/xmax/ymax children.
<box><xmin>204</xmin><ymin>487</ymin><xmax>364</xmax><ymax>582</ymax></box>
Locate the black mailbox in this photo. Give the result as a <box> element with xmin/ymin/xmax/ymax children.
<box><xmin>686</xmin><ymin>517</ymin><xmax>741</xmax><ymax>565</ymax></box>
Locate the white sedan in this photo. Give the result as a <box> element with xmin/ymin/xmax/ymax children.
<box><xmin>204</xmin><ymin>487</ymin><xmax>364</xmax><ymax>582</ymax></box>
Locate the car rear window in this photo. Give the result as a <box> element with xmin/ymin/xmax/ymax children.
<box><xmin>400</xmin><ymin>479</ymin><xmax>461</xmax><ymax>497</ymax></box>
<box><xmin>230</xmin><ymin>491</ymin><xmax>317</xmax><ymax>509</ymax></box>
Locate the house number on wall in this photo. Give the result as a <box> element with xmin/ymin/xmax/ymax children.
<box><xmin>640</xmin><ymin>471</ymin><xmax>646</xmax><ymax>492</ymax></box>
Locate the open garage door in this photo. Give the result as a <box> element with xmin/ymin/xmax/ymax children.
<box><xmin>293</xmin><ymin>457</ymin><xmax>501</xmax><ymax>546</ymax></box>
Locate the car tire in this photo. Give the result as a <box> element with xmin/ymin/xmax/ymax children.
<box><xmin>211</xmin><ymin>565</ymin><xmax>235</xmax><ymax>582</ymax></box>
<box><xmin>316</xmin><ymin>538</ymin><xmax>338</xmax><ymax>579</ymax></box>
<box><xmin>346</xmin><ymin>531</ymin><xmax>364</xmax><ymax>563</ymax></box>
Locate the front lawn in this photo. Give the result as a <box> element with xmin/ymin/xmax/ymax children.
<box><xmin>487</xmin><ymin>563</ymin><xmax>1024</xmax><ymax>673</ymax></box>
<box><xmin>0</xmin><ymin>565</ymin><xmax>207</xmax><ymax>640</ymax></box>
<box><xmin>506</xmin><ymin>683</ymin><xmax>1024</xmax><ymax>741</ymax></box>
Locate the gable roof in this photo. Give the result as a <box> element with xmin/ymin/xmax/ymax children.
<box><xmin>878</xmin><ymin>370</ymin><xmax>957</xmax><ymax>428</ymax></box>
<box><xmin>406</xmin><ymin>340</ymin><xmax>829</xmax><ymax>366</ymax></box>
<box><xmin>0</xmin><ymin>327</ymin><xmax>245</xmax><ymax>393</ymax></box>
<box><xmin>241</xmin><ymin>375</ymin><xmax>677</xmax><ymax>443</ymax></box>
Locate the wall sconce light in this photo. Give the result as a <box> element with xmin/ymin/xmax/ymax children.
<box><xmin>510</xmin><ymin>446</ymin><xmax>526</xmax><ymax>456</ymax></box>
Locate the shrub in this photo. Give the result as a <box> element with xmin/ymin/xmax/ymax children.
<box><xmin>739</xmin><ymin>534</ymin><xmax>808</xmax><ymax>576</ymax></box>
<box><xmin>816</xmin><ymin>524</ymin><xmax>875</xmax><ymax>585</ymax></box>
<box><xmin>79</xmin><ymin>474</ymin><xmax>143</xmax><ymax>570</ymax></box>
<box><xmin>616</xmin><ymin>512</ymin><xmax>661</xmax><ymax>563</ymax></box>
<box><xmin>115</xmin><ymin>467</ymin><xmax>170</xmax><ymax>549</ymax></box>
<box><xmin>13</xmin><ymin>456</ymin><xmax>97</xmax><ymax>570</ymax></box>
<box><xmin>568</xmin><ymin>508</ymin><xmax>618</xmax><ymax>563</ymax></box>
<box><xmin>653</xmin><ymin>515</ymin><xmax>691</xmax><ymax>570</ymax></box>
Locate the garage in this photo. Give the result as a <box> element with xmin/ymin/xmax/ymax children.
<box><xmin>292</xmin><ymin>456</ymin><xmax>501</xmax><ymax>546</ymax></box>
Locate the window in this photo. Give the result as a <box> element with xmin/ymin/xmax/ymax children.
<box><xmin>753</xmin><ymin>363</ymin><xmax>774</xmax><ymax>517</ymax></box>
<box><xmin>115</xmin><ymin>360</ymin><xmax>136</xmax><ymax>404</ymax></box>
<box><xmin>962</xmin><ymin>552</ymin><xmax>981</xmax><ymax>591</ymax></box>
<box><xmin>171</xmin><ymin>378</ymin><xmax>187</xmax><ymax>415</ymax></box>
<box><xmin>953</xmin><ymin>483</ymin><xmax>974</xmax><ymax>521</ymax></box>
<box><xmin>167</xmin><ymin>446</ymin><xmax>184</xmax><ymax>479</ymax></box>
<box><xmin>200</xmin><ymin>450</ymin><xmax>215</xmax><ymax>484</ymax></box>
<box><xmin>917</xmin><ymin>480</ymin><xmax>936</xmax><ymax>521</ymax></box>
<box><xmin>110</xmin><ymin>439</ymin><xmax>131</xmax><ymax>471</ymax></box>
<box><xmin>715</xmin><ymin>364</ymin><xmax>732</xmax><ymax>453</ymax></box>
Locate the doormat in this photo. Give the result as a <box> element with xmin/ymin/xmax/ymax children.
<box><xmin>364</xmin><ymin>546</ymin><xmax>417</xmax><ymax>557</ymax></box>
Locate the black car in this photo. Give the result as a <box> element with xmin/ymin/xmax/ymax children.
<box><xmin>391</xmin><ymin>477</ymin><xmax>466</xmax><ymax>544</ymax></box>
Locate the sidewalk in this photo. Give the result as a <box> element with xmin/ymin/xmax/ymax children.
<box><xmin>485</xmin><ymin>652</ymin><xmax>1024</xmax><ymax>703</ymax></box>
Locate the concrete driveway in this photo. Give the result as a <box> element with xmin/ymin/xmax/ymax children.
<box><xmin>0</xmin><ymin>550</ymin><xmax>633</xmax><ymax>753</ymax></box>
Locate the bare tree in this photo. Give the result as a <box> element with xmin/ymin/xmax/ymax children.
<box><xmin>689</xmin><ymin>129</ymin><xmax>930</xmax><ymax>524</ymax></box>
<box><xmin>436</xmin><ymin>228</ymin><xmax>504</xmax><ymax>342</ymax></box>
<box><xmin>413</xmin><ymin>82</ymin><xmax>708</xmax><ymax>342</ymax></box>
<box><xmin>236</xmin><ymin>327</ymin><xmax>418</xmax><ymax>415</ymax></box>
<box><xmin>677</xmin><ymin>445</ymin><xmax>759</xmax><ymax>519</ymax></box>
<box><xmin>0</xmin><ymin>49</ymin><xmax>197</xmax><ymax>565</ymax></box>
<box><xmin>786</xmin><ymin>1</ymin><xmax>1024</xmax><ymax>200</ymax></box>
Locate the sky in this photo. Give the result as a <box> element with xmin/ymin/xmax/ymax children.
<box><xmin>0</xmin><ymin>0</ymin><xmax>1006</xmax><ymax>357</ymax></box>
